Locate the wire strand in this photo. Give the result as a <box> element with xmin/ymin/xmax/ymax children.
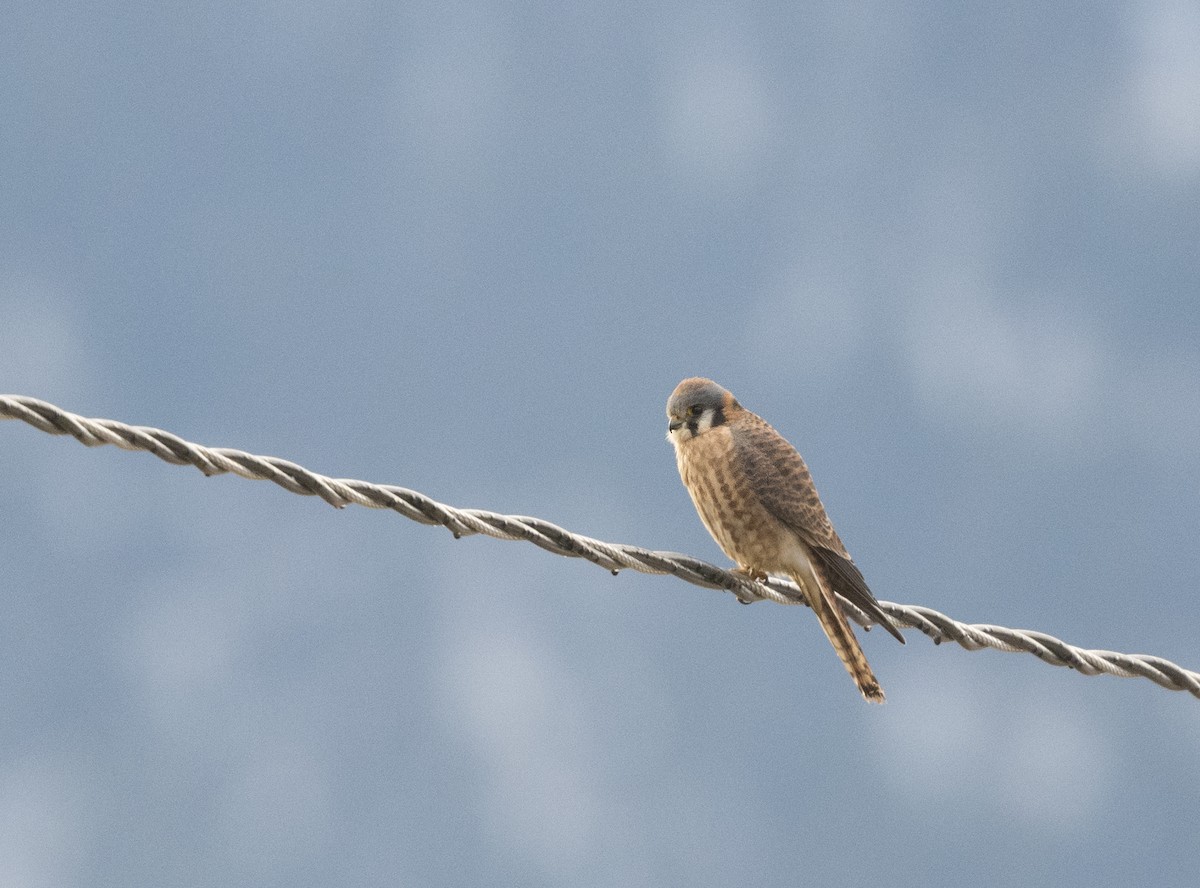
<box><xmin>3</xmin><ymin>394</ymin><xmax>1197</xmax><ymax>699</ymax></box>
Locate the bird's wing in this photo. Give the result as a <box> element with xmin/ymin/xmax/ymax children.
<box><xmin>731</xmin><ymin>414</ymin><xmax>905</xmax><ymax>644</ymax></box>
<box><xmin>809</xmin><ymin>544</ymin><xmax>905</xmax><ymax>643</ymax></box>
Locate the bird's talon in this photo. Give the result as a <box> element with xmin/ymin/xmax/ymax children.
<box><xmin>730</xmin><ymin>566</ymin><xmax>769</xmax><ymax>583</ymax></box>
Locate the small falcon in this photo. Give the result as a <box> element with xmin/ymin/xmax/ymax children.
<box><xmin>666</xmin><ymin>377</ymin><xmax>904</xmax><ymax>702</ymax></box>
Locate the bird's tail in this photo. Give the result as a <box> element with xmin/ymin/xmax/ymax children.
<box><xmin>792</xmin><ymin>565</ymin><xmax>886</xmax><ymax>703</ymax></box>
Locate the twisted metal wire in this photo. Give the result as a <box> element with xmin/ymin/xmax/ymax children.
<box><xmin>3</xmin><ymin>394</ymin><xmax>1197</xmax><ymax>699</ymax></box>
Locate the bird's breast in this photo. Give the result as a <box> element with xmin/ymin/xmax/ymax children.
<box><xmin>674</xmin><ymin>426</ymin><xmax>794</xmax><ymax>571</ymax></box>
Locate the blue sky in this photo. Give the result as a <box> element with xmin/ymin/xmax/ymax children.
<box><xmin>3</xmin><ymin>2</ymin><xmax>1199</xmax><ymax>886</ymax></box>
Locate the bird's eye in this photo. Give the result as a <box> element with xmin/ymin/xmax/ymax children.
<box><xmin>686</xmin><ymin>405</ymin><xmax>702</xmax><ymax>417</ymax></box>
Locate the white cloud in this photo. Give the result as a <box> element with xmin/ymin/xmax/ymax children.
<box><xmin>902</xmin><ymin>279</ymin><xmax>1103</xmax><ymax>438</ymax></box>
<box><xmin>893</xmin><ymin>154</ymin><xmax>1200</xmax><ymax>459</ymax></box>
<box><xmin>744</xmin><ymin>264</ymin><xmax>869</xmax><ymax>382</ymax></box>
<box><xmin>395</xmin><ymin>8</ymin><xmax>511</xmax><ymax>176</ymax></box>
<box><xmin>0</xmin><ymin>754</ymin><xmax>91</xmax><ymax>888</ymax></box>
<box><xmin>875</xmin><ymin>665</ymin><xmax>991</xmax><ymax>801</ymax></box>
<box><xmin>0</xmin><ymin>283</ymin><xmax>89</xmax><ymax>402</ymax></box>
<box><xmin>427</xmin><ymin>535</ymin><xmax>792</xmax><ymax>888</ymax></box>
<box><xmin>438</xmin><ymin>608</ymin><xmax>600</xmax><ymax>875</ymax></box>
<box><xmin>430</xmin><ymin>536</ymin><xmax>608</xmax><ymax>877</ymax></box>
<box><xmin>1111</xmin><ymin>346</ymin><xmax>1200</xmax><ymax>460</ymax></box>
<box><xmin>216</xmin><ymin>739</ymin><xmax>331</xmax><ymax>876</ymax></box>
<box><xmin>121</xmin><ymin>564</ymin><xmax>246</xmax><ymax>729</ymax></box>
<box><xmin>114</xmin><ymin>512</ymin><xmax>346</xmax><ymax>742</ymax></box>
<box><xmin>659</xmin><ymin>22</ymin><xmax>773</xmax><ymax>188</ymax></box>
<box><xmin>994</xmin><ymin>697</ymin><xmax>1112</xmax><ymax>830</ymax></box>
<box><xmin>1100</xmin><ymin>0</ymin><xmax>1200</xmax><ymax>178</ymax></box>
<box><xmin>428</xmin><ymin>540</ymin><xmax>779</xmax><ymax>887</ymax></box>
<box><xmin>899</xmin><ymin>270</ymin><xmax>1200</xmax><ymax>463</ymax></box>
<box><xmin>875</xmin><ymin>661</ymin><xmax>1113</xmax><ymax>835</ymax></box>
<box><xmin>1166</xmin><ymin>702</ymin><xmax>1200</xmax><ymax>790</ymax></box>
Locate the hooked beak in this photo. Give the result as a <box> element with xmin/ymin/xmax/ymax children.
<box><xmin>668</xmin><ymin>419</ymin><xmax>683</xmax><ymax>432</ymax></box>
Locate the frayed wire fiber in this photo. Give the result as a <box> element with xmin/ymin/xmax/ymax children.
<box><xmin>3</xmin><ymin>394</ymin><xmax>1198</xmax><ymax>700</ymax></box>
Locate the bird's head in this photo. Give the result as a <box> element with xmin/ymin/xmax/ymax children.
<box><xmin>666</xmin><ymin>377</ymin><xmax>739</xmax><ymax>444</ymax></box>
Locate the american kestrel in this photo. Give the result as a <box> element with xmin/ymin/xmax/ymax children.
<box><xmin>666</xmin><ymin>377</ymin><xmax>904</xmax><ymax>702</ymax></box>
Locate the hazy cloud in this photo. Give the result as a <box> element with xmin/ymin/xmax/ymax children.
<box><xmin>744</xmin><ymin>265</ymin><xmax>869</xmax><ymax>382</ymax></box>
<box><xmin>876</xmin><ymin>663</ymin><xmax>1112</xmax><ymax>835</ymax></box>
<box><xmin>659</xmin><ymin>21</ymin><xmax>773</xmax><ymax>188</ymax></box>
<box><xmin>1105</xmin><ymin>0</ymin><xmax>1200</xmax><ymax>177</ymax></box>
<box><xmin>0</xmin><ymin>755</ymin><xmax>91</xmax><ymax>888</ymax></box>
<box><xmin>395</xmin><ymin>7</ymin><xmax>512</xmax><ymax>177</ymax></box>
<box><xmin>0</xmin><ymin>283</ymin><xmax>89</xmax><ymax>402</ymax></box>
<box><xmin>433</xmin><ymin>547</ymin><xmax>602</xmax><ymax>878</ymax></box>
<box><xmin>902</xmin><ymin>280</ymin><xmax>1103</xmax><ymax>439</ymax></box>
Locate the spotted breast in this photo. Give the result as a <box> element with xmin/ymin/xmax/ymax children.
<box><xmin>674</xmin><ymin>423</ymin><xmax>793</xmax><ymax>572</ymax></box>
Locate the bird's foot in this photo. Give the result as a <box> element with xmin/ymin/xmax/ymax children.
<box><xmin>729</xmin><ymin>566</ymin><xmax>769</xmax><ymax>604</ymax></box>
<box><xmin>730</xmin><ymin>566</ymin><xmax>769</xmax><ymax>582</ymax></box>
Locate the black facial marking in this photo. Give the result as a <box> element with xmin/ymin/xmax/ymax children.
<box><xmin>685</xmin><ymin>404</ymin><xmax>726</xmax><ymax>435</ymax></box>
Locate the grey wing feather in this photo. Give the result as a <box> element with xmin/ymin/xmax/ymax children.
<box><xmin>809</xmin><ymin>545</ymin><xmax>905</xmax><ymax>643</ymax></box>
<box><xmin>731</xmin><ymin>417</ymin><xmax>905</xmax><ymax>644</ymax></box>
